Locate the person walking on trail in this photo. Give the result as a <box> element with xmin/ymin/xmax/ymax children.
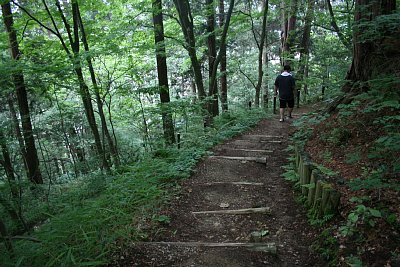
<box><xmin>274</xmin><ymin>65</ymin><xmax>295</xmax><ymax>122</ymax></box>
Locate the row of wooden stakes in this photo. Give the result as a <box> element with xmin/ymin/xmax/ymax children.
<box><xmin>294</xmin><ymin>146</ymin><xmax>341</xmax><ymax>218</ymax></box>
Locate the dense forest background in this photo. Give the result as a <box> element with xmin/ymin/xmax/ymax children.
<box><xmin>0</xmin><ymin>0</ymin><xmax>398</xmax><ymax>266</ymax></box>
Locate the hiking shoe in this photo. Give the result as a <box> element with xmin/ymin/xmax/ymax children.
<box><xmin>279</xmin><ymin>118</ymin><xmax>284</xmax><ymax>122</ymax></box>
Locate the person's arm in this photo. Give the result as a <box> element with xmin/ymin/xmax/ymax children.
<box><xmin>274</xmin><ymin>85</ymin><xmax>278</xmax><ymax>96</ymax></box>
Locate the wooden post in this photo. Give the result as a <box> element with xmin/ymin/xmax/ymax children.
<box><xmin>298</xmin><ymin>156</ymin><xmax>304</xmax><ymax>186</ymax></box>
<box><xmin>248</xmin><ymin>101</ymin><xmax>252</xmax><ymax>109</ymax></box>
<box><xmin>302</xmin><ymin>162</ymin><xmax>312</xmax><ymax>195</ymax></box>
<box><xmin>177</xmin><ymin>133</ymin><xmax>181</xmax><ymax>149</ymax></box>
<box><xmin>324</xmin><ymin>189</ymin><xmax>340</xmax><ymax>215</ymax></box>
<box><xmin>313</xmin><ymin>180</ymin><xmax>323</xmax><ymax>211</ymax></box>
<box><xmin>307</xmin><ymin>170</ymin><xmax>319</xmax><ymax>206</ymax></box>
<box><xmin>273</xmin><ymin>96</ymin><xmax>276</xmax><ymax>114</ymax></box>
<box><xmin>319</xmin><ymin>183</ymin><xmax>332</xmax><ymax>217</ymax></box>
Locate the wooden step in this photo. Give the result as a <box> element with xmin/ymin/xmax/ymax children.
<box><xmin>192</xmin><ymin>207</ymin><xmax>271</xmax><ymax>215</ymax></box>
<box><xmin>136</xmin><ymin>241</ymin><xmax>277</xmax><ymax>254</ymax></box>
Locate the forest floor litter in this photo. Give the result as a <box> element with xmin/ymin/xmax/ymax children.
<box><xmin>114</xmin><ymin>108</ymin><xmax>325</xmax><ymax>266</ymax></box>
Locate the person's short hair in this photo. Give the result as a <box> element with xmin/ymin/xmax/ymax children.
<box><xmin>283</xmin><ymin>65</ymin><xmax>291</xmax><ymax>71</ymax></box>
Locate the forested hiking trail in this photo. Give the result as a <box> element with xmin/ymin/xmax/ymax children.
<box><xmin>121</xmin><ymin>108</ymin><xmax>325</xmax><ymax>266</ymax></box>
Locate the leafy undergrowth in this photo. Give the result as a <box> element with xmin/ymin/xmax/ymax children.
<box><xmin>0</xmin><ymin>108</ymin><xmax>269</xmax><ymax>267</ymax></box>
<box><xmin>293</xmin><ymin>84</ymin><xmax>400</xmax><ymax>266</ymax></box>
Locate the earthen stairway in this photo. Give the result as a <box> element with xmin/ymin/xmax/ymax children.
<box><xmin>126</xmin><ymin>116</ymin><xmax>322</xmax><ymax>266</ymax></box>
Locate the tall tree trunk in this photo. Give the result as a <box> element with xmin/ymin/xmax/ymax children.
<box><xmin>75</xmin><ymin>2</ymin><xmax>120</xmax><ymax>165</ymax></box>
<box><xmin>281</xmin><ymin>0</ymin><xmax>298</xmax><ymax>66</ymax></box>
<box><xmin>152</xmin><ymin>0</ymin><xmax>176</xmax><ymax>145</ymax></box>
<box><xmin>173</xmin><ymin>0</ymin><xmax>206</xmax><ymax>100</ymax></box>
<box><xmin>218</xmin><ymin>0</ymin><xmax>228</xmax><ymax>111</ymax></box>
<box><xmin>262</xmin><ymin>40</ymin><xmax>269</xmax><ymax>108</ymax></box>
<box><xmin>254</xmin><ymin>0</ymin><xmax>269</xmax><ymax>107</ymax></box>
<box><xmin>206</xmin><ymin>0</ymin><xmax>219</xmax><ymax>117</ymax></box>
<box><xmin>297</xmin><ymin>0</ymin><xmax>315</xmax><ymax>104</ymax></box>
<box><xmin>2</xmin><ymin>2</ymin><xmax>43</xmax><ymax>184</ymax></box>
<box><xmin>344</xmin><ymin>0</ymin><xmax>397</xmax><ymax>92</ymax></box>
<box><xmin>14</xmin><ymin>0</ymin><xmax>110</xmax><ymax>171</ymax></box>
<box><xmin>56</xmin><ymin>0</ymin><xmax>110</xmax><ymax>171</ymax></box>
<box><xmin>208</xmin><ymin>0</ymin><xmax>235</xmax><ymax>112</ymax></box>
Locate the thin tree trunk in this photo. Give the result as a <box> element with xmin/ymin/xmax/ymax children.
<box><xmin>254</xmin><ymin>0</ymin><xmax>269</xmax><ymax>107</ymax></box>
<box><xmin>326</xmin><ymin>0</ymin><xmax>351</xmax><ymax>50</ymax></box>
<box><xmin>152</xmin><ymin>0</ymin><xmax>176</xmax><ymax>145</ymax></box>
<box><xmin>206</xmin><ymin>0</ymin><xmax>219</xmax><ymax>117</ymax></box>
<box><xmin>54</xmin><ymin>91</ymin><xmax>80</xmax><ymax>176</ymax></box>
<box><xmin>14</xmin><ymin>0</ymin><xmax>110</xmax><ymax>171</ymax></box>
<box><xmin>75</xmin><ymin>3</ymin><xmax>120</xmax><ymax>165</ymax></box>
<box><xmin>7</xmin><ymin>95</ymin><xmax>28</xmax><ymax>177</ymax></box>
<box><xmin>173</xmin><ymin>0</ymin><xmax>206</xmax><ymax>100</ymax></box>
<box><xmin>297</xmin><ymin>0</ymin><xmax>315</xmax><ymax>104</ymax></box>
<box><xmin>0</xmin><ymin>194</ymin><xmax>27</xmax><ymax>231</ymax></box>
<box><xmin>281</xmin><ymin>0</ymin><xmax>298</xmax><ymax>66</ymax></box>
<box><xmin>0</xmin><ymin>219</ymin><xmax>14</xmax><ymax>256</ymax></box>
<box><xmin>218</xmin><ymin>0</ymin><xmax>228</xmax><ymax>111</ymax></box>
<box><xmin>0</xmin><ymin>129</ymin><xmax>18</xmax><ymax>198</ymax></box>
<box><xmin>208</xmin><ymin>0</ymin><xmax>235</xmax><ymax>114</ymax></box>
<box><xmin>262</xmin><ymin>40</ymin><xmax>269</xmax><ymax>108</ymax></box>
<box><xmin>2</xmin><ymin>2</ymin><xmax>43</xmax><ymax>184</ymax></box>
<box><xmin>57</xmin><ymin>0</ymin><xmax>110</xmax><ymax>171</ymax></box>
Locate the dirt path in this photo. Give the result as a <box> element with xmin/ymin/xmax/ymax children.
<box><xmin>123</xmin><ymin>111</ymin><xmax>324</xmax><ymax>266</ymax></box>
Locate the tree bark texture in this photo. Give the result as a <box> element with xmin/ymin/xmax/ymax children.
<box><xmin>152</xmin><ymin>0</ymin><xmax>176</xmax><ymax>144</ymax></box>
<box><xmin>280</xmin><ymin>0</ymin><xmax>298</xmax><ymax>66</ymax></box>
<box><xmin>2</xmin><ymin>2</ymin><xmax>43</xmax><ymax>184</ymax></box>
<box><xmin>206</xmin><ymin>0</ymin><xmax>219</xmax><ymax>117</ymax></box>
<box><xmin>254</xmin><ymin>0</ymin><xmax>269</xmax><ymax>107</ymax></box>
<box><xmin>297</xmin><ymin>0</ymin><xmax>315</xmax><ymax>100</ymax></box>
<box><xmin>173</xmin><ymin>0</ymin><xmax>206</xmax><ymax>99</ymax></box>
<box><xmin>208</xmin><ymin>0</ymin><xmax>235</xmax><ymax>116</ymax></box>
<box><xmin>219</xmin><ymin>0</ymin><xmax>228</xmax><ymax>111</ymax></box>
<box><xmin>344</xmin><ymin>0</ymin><xmax>398</xmax><ymax>92</ymax></box>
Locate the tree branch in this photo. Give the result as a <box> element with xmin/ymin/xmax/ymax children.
<box><xmin>238</xmin><ymin>63</ymin><xmax>257</xmax><ymax>90</ymax></box>
<box><xmin>11</xmin><ymin>0</ymin><xmax>59</xmax><ymax>36</ymax></box>
<box><xmin>326</xmin><ymin>0</ymin><xmax>351</xmax><ymax>50</ymax></box>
